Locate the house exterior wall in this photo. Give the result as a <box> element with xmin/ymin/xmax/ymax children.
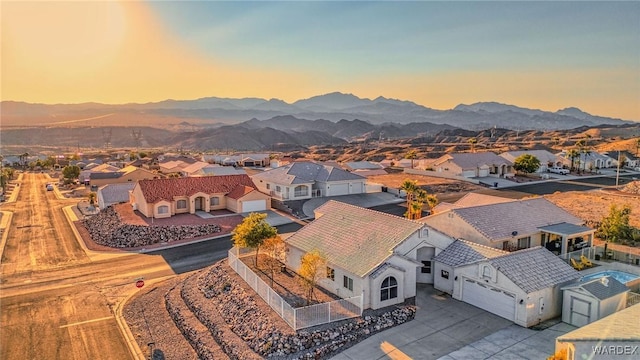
<box><xmin>562</xmin><ymin>289</ymin><xmax>598</xmax><ymax>325</ymax></box>
<box><xmin>368</xmin><ymin>266</ymin><xmax>406</xmax><ymax>310</ymax></box>
<box><xmin>153</xmin><ymin>200</ymin><xmax>172</xmax><ymax>219</ymax></box>
<box><xmin>433</xmin><ymin>262</ymin><xmax>455</xmax><ymax>294</ymax></box>
<box><xmin>453</xmin><ymin>262</ymin><xmax>559</xmax><ymax>327</ymax></box>
<box><xmin>253</xmin><ymin>179</ymin><xmax>313</xmax><ymax>201</ymax></box>
<box><xmin>599</xmin><ymin>293</ymin><xmax>627</xmax><ymax>319</ymax></box>
<box><xmin>90</xmin><ymin>169</ymin><xmax>156</xmax><ymax>187</ymax></box>
<box><xmin>556</xmin><ymin>340</ymin><xmax>640</xmax><ymax>360</ymax></box>
<box><xmin>229</xmin><ymin>191</ymin><xmax>270</xmax><ymax>213</ymax></box>
<box><xmin>317</xmin><ymin>180</ymin><xmax>366</xmax><ymax>197</ymax></box>
<box><xmin>394</xmin><ymin>228</ymin><xmax>455</xmax><ymax>284</ymax></box>
<box><xmin>174</xmin><ymin>196</ymin><xmax>190</xmax><ymax>214</ymax></box>
<box><xmin>435</xmin><ymin>161</ymin><xmax>464</xmax><ymax>177</ymax></box>
<box><xmin>130</xmin><ymin>185</ymin><xmax>149</xmax><ymax>217</ymax></box>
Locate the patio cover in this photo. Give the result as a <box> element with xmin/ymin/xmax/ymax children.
<box><xmin>538</xmin><ymin>222</ymin><xmax>593</xmax><ymax>236</ymax></box>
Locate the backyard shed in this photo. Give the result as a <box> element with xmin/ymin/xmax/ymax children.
<box><xmin>561</xmin><ymin>276</ymin><xmax>629</xmax><ymax>327</ymax></box>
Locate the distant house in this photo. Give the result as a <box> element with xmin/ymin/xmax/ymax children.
<box><xmin>421</xmin><ymin>197</ymin><xmax>595</xmax><ymax>255</ymax></box>
<box><xmin>204</xmin><ymin>153</ymin><xmax>270</xmax><ymax>167</ymax></box>
<box><xmin>129</xmin><ymin>174</ymin><xmax>270</xmax><ymax>219</ymax></box>
<box><xmin>432</xmin><ymin>152</ymin><xmax>514</xmax><ymax>178</ymax></box>
<box><xmin>434</xmin><ymin>245</ymin><xmax>580</xmax><ymax>327</ymax></box>
<box><xmin>431</xmin><ymin>193</ymin><xmax>515</xmax><ymax>214</ymax></box>
<box><xmin>557</xmin><ymin>150</ymin><xmax>615</xmax><ymax>170</ymax></box>
<box><xmin>499</xmin><ymin>150</ymin><xmax>566</xmax><ymax>173</ymax></box>
<box><xmin>284</xmin><ymin>201</ymin><xmax>455</xmax><ymax>310</ymax></box>
<box><xmin>343</xmin><ymin>161</ymin><xmax>383</xmax><ymax>172</ymax></box>
<box><xmin>603</xmin><ymin>150</ymin><xmax>639</xmax><ymax>169</ymax></box>
<box><xmin>251</xmin><ymin>161</ymin><xmax>366</xmax><ymax>200</ymax></box>
<box><xmin>159</xmin><ymin>160</ymin><xmax>190</xmax><ymax>174</ymax></box>
<box><xmin>97</xmin><ymin>183</ymin><xmax>136</xmax><ymax>209</ymax></box>
<box><xmin>554</xmin><ymin>303</ymin><xmax>640</xmax><ymax>360</ymax></box>
<box><xmin>87</xmin><ymin>165</ymin><xmax>158</xmax><ymax>187</ymax></box>
<box><xmin>79</xmin><ymin>163</ymin><xmax>120</xmax><ymax>183</ymax></box>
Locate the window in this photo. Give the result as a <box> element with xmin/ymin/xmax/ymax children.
<box><xmin>482</xmin><ymin>265</ymin><xmax>492</xmax><ymax>279</ymax></box>
<box><xmin>157</xmin><ymin>205</ymin><xmax>169</xmax><ymax>214</ymax></box>
<box><xmin>517</xmin><ymin>236</ymin><xmax>531</xmax><ymax>250</ymax></box>
<box><xmin>502</xmin><ymin>241</ymin><xmax>510</xmax><ymax>251</ymax></box>
<box><xmin>441</xmin><ymin>270</ymin><xmax>449</xmax><ymax>279</ymax></box>
<box><xmin>210</xmin><ymin>197</ymin><xmax>220</xmax><ymax>206</ymax></box>
<box><xmin>326</xmin><ymin>267</ymin><xmax>335</xmax><ymax>281</ymax></box>
<box><xmin>276</xmin><ymin>185</ymin><xmax>281</xmax><ymax>192</ymax></box>
<box><xmin>380</xmin><ymin>276</ymin><xmax>398</xmax><ymax>301</ymax></box>
<box><xmin>343</xmin><ymin>276</ymin><xmax>353</xmax><ymax>291</ymax></box>
<box><xmin>177</xmin><ymin>200</ymin><xmax>187</xmax><ymax>209</ymax></box>
<box><xmin>421</xmin><ymin>260</ymin><xmax>431</xmax><ymax>274</ymax></box>
<box><xmin>266</xmin><ymin>184</ymin><xmax>270</xmax><ymax>190</ymax></box>
<box><xmin>294</xmin><ymin>185</ymin><xmax>308</xmax><ymax>197</ymax></box>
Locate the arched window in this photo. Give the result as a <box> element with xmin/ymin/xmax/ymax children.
<box><xmin>157</xmin><ymin>205</ymin><xmax>169</xmax><ymax>214</ymax></box>
<box><xmin>380</xmin><ymin>276</ymin><xmax>398</xmax><ymax>301</ymax></box>
<box><xmin>294</xmin><ymin>185</ymin><xmax>308</xmax><ymax>197</ymax></box>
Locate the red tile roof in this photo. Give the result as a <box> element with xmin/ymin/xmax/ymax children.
<box><xmin>226</xmin><ymin>185</ymin><xmax>256</xmax><ymax>200</ymax></box>
<box><xmin>138</xmin><ymin>175</ymin><xmax>257</xmax><ymax>203</ymax></box>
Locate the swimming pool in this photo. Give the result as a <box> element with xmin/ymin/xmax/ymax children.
<box><xmin>581</xmin><ymin>270</ymin><xmax>640</xmax><ymax>284</ymax></box>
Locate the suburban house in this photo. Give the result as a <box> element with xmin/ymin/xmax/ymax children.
<box><xmin>421</xmin><ymin>197</ymin><xmax>595</xmax><ymax>255</ymax></box>
<box><xmin>434</xmin><ymin>243</ymin><xmax>580</xmax><ymax>327</ymax></box>
<box><xmin>561</xmin><ymin>276</ymin><xmax>629</xmax><ymax>327</ymax></box>
<box><xmin>83</xmin><ymin>164</ymin><xmax>159</xmax><ymax>187</ymax></box>
<box><xmin>129</xmin><ymin>174</ymin><xmax>270</xmax><ymax>218</ymax></box>
<box><xmin>159</xmin><ymin>160</ymin><xmax>191</xmax><ymax>174</ymax></box>
<box><xmin>79</xmin><ymin>163</ymin><xmax>120</xmax><ymax>183</ymax></box>
<box><xmin>557</xmin><ymin>150</ymin><xmax>616</xmax><ymax>171</ymax></box>
<box><xmin>432</xmin><ymin>193</ymin><xmax>515</xmax><ymax>214</ymax></box>
<box><xmin>284</xmin><ymin>201</ymin><xmax>455</xmax><ymax>310</ymax></box>
<box><xmin>97</xmin><ymin>183</ymin><xmax>136</xmax><ymax>209</ymax></box>
<box><xmin>204</xmin><ymin>153</ymin><xmax>270</xmax><ymax>167</ymax></box>
<box><xmin>251</xmin><ymin>162</ymin><xmax>367</xmax><ymax>200</ymax></box>
<box><xmin>432</xmin><ymin>152</ymin><xmax>514</xmax><ymax>178</ymax></box>
<box><xmin>344</xmin><ymin>161</ymin><xmax>384</xmax><ymax>172</ymax></box>
<box><xmin>554</xmin><ymin>304</ymin><xmax>640</xmax><ymax>360</ymax></box>
<box><xmin>604</xmin><ymin>150</ymin><xmax>639</xmax><ymax>169</ymax></box>
<box><xmin>499</xmin><ymin>150</ymin><xmax>567</xmax><ymax>173</ymax></box>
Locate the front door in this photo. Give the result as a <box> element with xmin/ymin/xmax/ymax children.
<box><xmin>195</xmin><ymin>197</ymin><xmax>203</xmax><ymax>211</ymax></box>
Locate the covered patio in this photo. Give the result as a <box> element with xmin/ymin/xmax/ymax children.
<box><xmin>539</xmin><ymin>222</ymin><xmax>595</xmax><ymax>255</ymax></box>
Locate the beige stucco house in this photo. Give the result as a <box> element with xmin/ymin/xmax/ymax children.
<box><xmin>86</xmin><ymin>165</ymin><xmax>158</xmax><ymax>187</ymax></box>
<box><xmin>129</xmin><ymin>174</ymin><xmax>270</xmax><ymax>219</ymax></box>
<box><xmin>284</xmin><ymin>201</ymin><xmax>454</xmax><ymax>310</ymax></box>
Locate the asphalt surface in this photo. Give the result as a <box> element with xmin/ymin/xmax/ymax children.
<box><xmin>0</xmin><ymin>173</ymin><xmax>302</xmax><ymax>360</ymax></box>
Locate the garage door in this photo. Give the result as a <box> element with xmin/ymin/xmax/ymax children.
<box><xmin>241</xmin><ymin>200</ymin><xmax>266</xmax><ymax>213</ymax></box>
<box><xmin>462</xmin><ymin>279</ymin><xmax>515</xmax><ymax>321</ymax></box>
<box><xmin>329</xmin><ymin>183</ymin><xmax>349</xmax><ymax>196</ymax></box>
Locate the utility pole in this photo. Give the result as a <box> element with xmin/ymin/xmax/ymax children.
<box><xmin>615</xmin><ymin>150</ymin><xmax>621</xmax><ymax>187</ymax></box>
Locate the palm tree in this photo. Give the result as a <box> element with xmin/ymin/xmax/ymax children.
<box><xmin>400</xmin><ymin>179</ymin><xmax>418</xmax><ymax>219</ymax></box>
<box><xmin>467</xmin><ymin>138</ymin><xmax>478</xmax><ymax>153</ymax></box>
<box><xmin>412</xmin><ymin>189</ymin><xmax>439</xmax><ymax>219</ymax></box>
<box><xmin>566</xmin><ymin>149</ymin><xmax>580</xmax><ymax>172</ymax></box>
<box><xmin>404</xmin><ymin>150</ymin><xmax>417</xmax><ymax>169</ymax></box>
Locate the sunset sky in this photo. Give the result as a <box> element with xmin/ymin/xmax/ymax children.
<box><xmin>2</xmin><ymin>1</ymin><xmax>639</xmax><ymax>120</ymax></box>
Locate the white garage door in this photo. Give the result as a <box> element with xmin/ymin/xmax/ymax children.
<box><xmin>478</xmin><ymin>169</ymin><xmax>490</xmax><ymax>177</ymax></box>
<box><xmin>241</xmin><ymin>200</ymin><xmax>266</xmax><ymax>213</ymax></box>
<box><xmin>462</xmin><ymin>170</ymin><xmax>476</xmax><ymax>178</ymax></box>
<box><xmin>329</xmin><ymin>183</ymin><xmax>349</xmax><ymax>196</ymax></box>
<box><xmin>462</xmin><ymin>279</ymin><xmax>516</xmax><ymax>321</ymax></box>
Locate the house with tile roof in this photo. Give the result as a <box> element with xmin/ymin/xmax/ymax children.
<box><xmin>87</xmin><ymin>165</ymin><xmax>158</xmax><ymax>187</ymax></box>
<box><xmin>129</xmin><ymin>174</ymin><xmax>270</xmax><ymax>218</ymax></box>
<box><xmin>431</xmin><ymin>193</ymin><xmax>515</xmax><ymax>214</ymax></box>
<box><xmin>284</xmin><ymin>200</ymin><xmax>455</xmax><ymax>310</ymax></box>
<box><xmin>203</xmin><ymin>153</ymin><xmax>270</xmax><ymax>167</ymax></box>
<box><xmin>432</xmin><ymin>152</ymin><xmax>514</xmax><ymax>178</ymax></box>
<box><xmin>499</xmin><ymin>150</ymin><xmax>567</xmax><ymax>173</ymax></box>
<box><xmin>437</xmin><ymin>246</ymin><xmax>580</xmax><ymax>327</ymax></box>
<box><xmin>251</xmin><ymin>161</ymin><xmax>367</xmax><ymax>200</ymax></box>
<box><xmin>421</xmin><ymin>197</ymin><xmax>595</xmax><ymax>255</ymax></box>
<box><xmin>554</xmin><ymin>303</ymin><xmax>640</xmax><ymax>360</ymax></box>
<box><xmin>561</xmin><ymin>276</ymin><xmax>629</xmax><ymax>327</ymax></box>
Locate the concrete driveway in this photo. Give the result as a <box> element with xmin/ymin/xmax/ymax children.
<box><xmin>331</xmin><ymin>284</ymin><xmax>576</xmax><ymax>360</ymax></box>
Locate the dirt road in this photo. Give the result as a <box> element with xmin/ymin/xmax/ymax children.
<box><xmin>0</xmin><ymin>173</ymin><xmax>176</xmax><ymax>360</ymax></box>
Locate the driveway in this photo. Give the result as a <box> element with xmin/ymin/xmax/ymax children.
<box><xmin>331</xmin><ymin>284</ymin><xmax>576</xmax><ymax>360</ymax></box>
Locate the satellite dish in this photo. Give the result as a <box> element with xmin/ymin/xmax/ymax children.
<box><xmin>511</xmin><ymin>231</ymin><xmax>518</xmax><ymax>236</ymax></box>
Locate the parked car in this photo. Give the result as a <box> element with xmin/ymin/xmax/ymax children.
<box><xmin>548</xmin><ymin>167</ymin><xmax>569</xmax><ymax>175</ymax></box>
<box><xmin>46</xmin><ymin>183</ymin><xmax>54</xmax><ymax>191</ymax></box>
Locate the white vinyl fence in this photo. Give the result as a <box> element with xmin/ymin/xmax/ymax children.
<box><xmin>228</xmin><ymin>248</ymin><xmax>363</xmax><ymax>330</ymax></box>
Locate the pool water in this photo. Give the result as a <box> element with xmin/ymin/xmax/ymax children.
<box><xmin>581</xmin><ymin>270</ymin><xmax>640</xmax><ymax>284</ymax></box>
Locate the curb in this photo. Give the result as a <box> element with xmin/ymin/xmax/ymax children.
<box><xmin>0</xmin><ymin>211</ymin><xmax>14</xmax><ymax>264</ymax></box>
<box><xmin>114</xmin><ymin>286</ymin><xmax>148</xmax><ymax>360</ymax></box>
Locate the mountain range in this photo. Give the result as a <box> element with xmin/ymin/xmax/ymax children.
<box><xmin>1</xmin><ymin>92</ymin><xmax>632</xmax><ymax>131</ymax></box>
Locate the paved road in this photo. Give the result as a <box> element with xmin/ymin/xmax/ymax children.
<box><xmin>0</xmin><ymin>173</ymin><xmax>301</xmax><ymax>360</ymax></box>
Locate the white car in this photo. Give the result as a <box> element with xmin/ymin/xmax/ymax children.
<box><xmin>548</xmin><ymin>167</ymin><xmax>569</xmax><ymax>175</ymax></box>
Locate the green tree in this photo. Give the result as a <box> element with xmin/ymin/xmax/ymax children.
<box><xmin>597</xmin><ymin>204</ymin><xmax>633</xmax><ymax>242</ymax></box>
<box><xmin>262</xmin><ymin>235</ymin><xmax>286</xmax><ymax>286</ymax></box>
<box><xmin>513</xmin><ymin>154</ymin><xmax>541</xmax><ymax>174</ymax></box>
<box><xmin>62</xmin><ymin>165</ymin><xmax>80</xmax><ymax>182</ymax></box>
<box><xmin>404</xmin><ymin>149</ymin><xmax>417</xmax><ymax>169</ymax></box>
<box><xmin>298</xmin><ymin>250</ymin><xmax>327</xmax><ymax>306</ymax></box>
<box><xmin>231</xmin><ymin>212</ymin><xmax>277</xmax><ymax>267</ymax></box>
<box><xmin>412</xmin><ymin>188</ymin><xmax>438</xmax><ymax>219</ymax></box>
